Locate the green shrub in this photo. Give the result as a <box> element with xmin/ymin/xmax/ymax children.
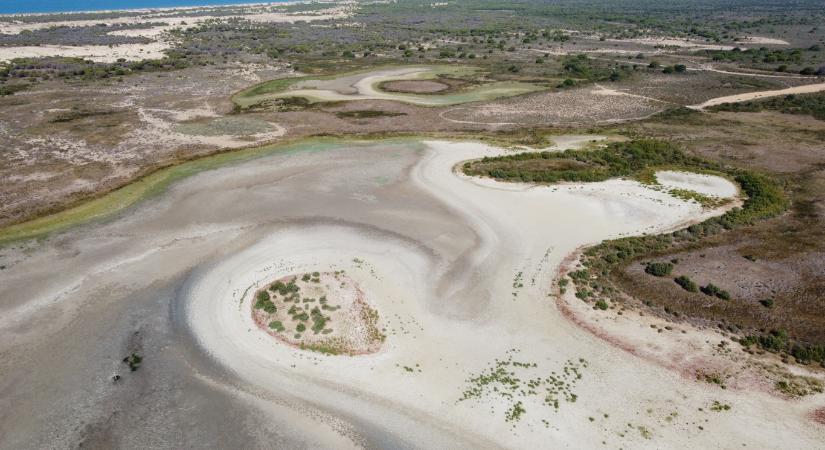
<box><xmin>645</xmin><ymin>262</ymin><xmax>673</xmax><ymax>277</ymax></box>
<box><xmin>700</xmin><ymin>283</ymin><xmax>730</xmax><ymax>300</ymax></box>
<box><xmin>254</xmin><ymin>291</ymin><xmax>276</xmax><ymax>313</ymax></box>
<box><xmin>122</xmin><ymin>353</ymin><xmax>143</xmax><ymax>372</ymax></box>
<box><xmin>595</xmin><ymin>300</ymin><xmax>609</xmax><ymax>310</ymax></box>
<box><xmin>674</xmin><ymin>275</ymin><xmax>698</xmax><ymax>292</ymax></box>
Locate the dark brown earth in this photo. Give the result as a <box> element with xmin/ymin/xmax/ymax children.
<box><xmin>615</xmin><ymin>109</ymin><xmax>825</xmax><ymax>349</ymax></box>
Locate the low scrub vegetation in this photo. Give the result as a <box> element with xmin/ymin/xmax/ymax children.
<box><xmin>700</xmin><ymin>283</ymin><xmax>731</xmax><ymax>300</ymax></box>
<box><xmin>709</xmin><ymin>93</ymin><xmax>825</xmax><ymax>121</ymax></box>
<box><xmin>458</xmin><ymin>350</ymin><xmax>587</xmax><ymax>424</ymax></box>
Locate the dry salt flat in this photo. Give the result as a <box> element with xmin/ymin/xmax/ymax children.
<box><xmin>0</xmin><ymin>137</ymin><xmax>822</xmax><ymax>448</ymax></box>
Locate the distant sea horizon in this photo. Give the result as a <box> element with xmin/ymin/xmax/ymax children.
<box><xmin>0</xmin><ymin>0</ymin><xmax>289</xmax><ymax>15</ymax></box>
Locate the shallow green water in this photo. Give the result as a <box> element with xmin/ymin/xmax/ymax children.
<box><xmin>0</xmin><ymin>137</ymin><xmax>421</xmax><ymax>246</ymax></box>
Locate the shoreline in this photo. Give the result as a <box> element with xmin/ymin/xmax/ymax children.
<box><xmin>0</xmin><ymin>1</ymin><xmax>306</xmax><ymax>18</ymax></box>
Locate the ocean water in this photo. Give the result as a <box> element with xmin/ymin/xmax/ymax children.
<box><xmin>0</xmin><ymin>0</ymin><xmax>286</xmax><ymax>15</ymax></box>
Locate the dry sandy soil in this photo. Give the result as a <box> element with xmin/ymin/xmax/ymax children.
<box><xmin>0</xmin><ymin>3</ymin><xmax>355</xmax><ymax>62</ymax></box>
<box><xmin>2</xmin><ymin>136</ymin><xmax>822</xmax><ymax>448</ymax></box>
<box><xmin>439</xmin><ymin>85</ymin><xmax>666</xmax><ymax>126</ymax></box>
<box><xmin>0</xmin><ymin>61</ymin><xmax>295</xmax><ymax>226</ymax></box>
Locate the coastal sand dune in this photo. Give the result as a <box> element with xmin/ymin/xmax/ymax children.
<box><xmin>0</xmin><ymin>3</ymin><xmax>354</xmax><ymax>62</ymax></box>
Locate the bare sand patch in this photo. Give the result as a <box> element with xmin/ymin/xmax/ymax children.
<box><xmin>655</xmin><ymin>170</ymin><xmax>739</xmax><ymax>198</ymax></box>
<box><xmin>0</xmin><ymin>42</ymin><xmax>167</xmax><ymax>62</ymax></box>
<box><xmin>735</xmin><ymin>36</ymin><xmax>790</xmax><ymax>46</ymax></box>
<box><xmin>604</xmin><ymin>37</ymin><xmax>737</xmax><ymax>51</ymax></box>
<box><xmin>441</xmin><ymin>87</ymin><xmax>664</xmax><ymax>125</ymax></box>
<box><xmin>135</xmin><ymin>108</ymin><xmax>285</xmax><ymax>148</ymax></box>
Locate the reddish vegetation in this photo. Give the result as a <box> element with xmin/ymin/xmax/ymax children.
<box><xmin>812</xmin><ymin>407</ymin><xmax>825</xmax><ymax>425</ymax></box>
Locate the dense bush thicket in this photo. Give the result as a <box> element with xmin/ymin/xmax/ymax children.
<box><xmin>0</xmin><ymin>55</ymin><xmax>202</xmax><ymax>82</ymax></box>
<box><xmin>466</xmin><ymin>139</ymin><xmax>709</xmax><ymax>183</ymax></box>
<box><xmin>710</xmin><ymin>93</ymin><xmax>825</xmax><ymax>121</ymax></box>
<box><xmin>741</xmin><ymin>330</ymin><xmax>825</xmax><ymax>366</ymax></box>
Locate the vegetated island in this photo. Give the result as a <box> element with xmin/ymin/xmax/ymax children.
<box><xmin>252</xmin><ymin>270</ymin><xmax>385</xmax><ymax>355</ymax></box>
